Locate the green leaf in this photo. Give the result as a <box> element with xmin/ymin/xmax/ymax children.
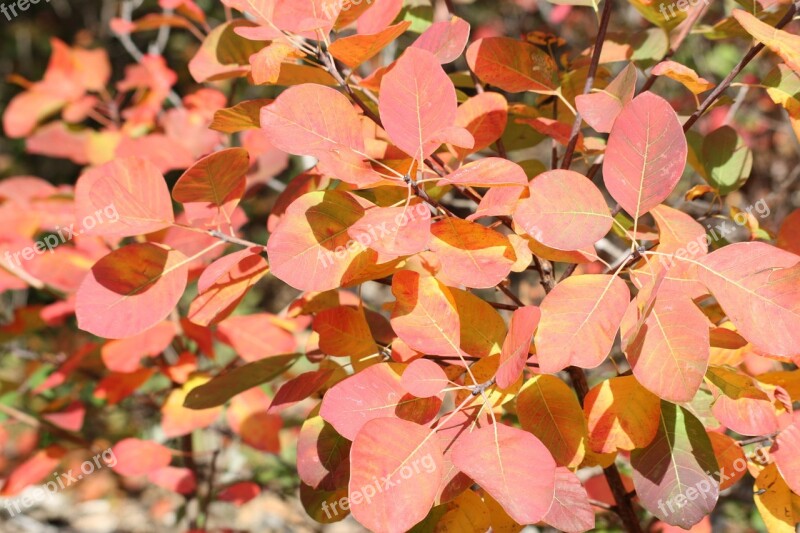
<box><xmin>183</xmin><ymin>354</ymin><xmax>300</xmax><ymax>409</ymax></box>
<box><xmin>631</xmin><ymin>402</ymin><xmax>720</xmax><ymax>529</ymax></box>
<box><xmin>702</xmin><ymin>126</ymin><xmax>752</xmax><ymax>195</ymax></box>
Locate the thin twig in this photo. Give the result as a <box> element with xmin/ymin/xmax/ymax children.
<box><xmin>682</xmin><ymin>4</ymin><xmax>798</xmax><ymax>132</ymax></box>
<box><xmin>561</xmin><ymin>0</ymin><xmax>614</xmax><ymax>169</ymax></box>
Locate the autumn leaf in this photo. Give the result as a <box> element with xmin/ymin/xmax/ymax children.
<box><xmin>76</xmin><ymin>243</ymin><xmax>191</xmax><ymax>339</ymax></box>
<box><xmin>603</xmin><ymin>92</ymin><xmax>687</xmax><ymax>220</ymax></box>
<box><xmin>631</xmin><ymin>402</ymin><xmax>720</xmax><ymax>529</ymax></box>
<box><xmin>379</xmin><ymin>47</ymin><xmax>472</xmax><ymax>160</ymax></box>
<box><xmin>452</xmin><ymin>423</ymin><xmax>557</xmax><ymax>525</ymax></box>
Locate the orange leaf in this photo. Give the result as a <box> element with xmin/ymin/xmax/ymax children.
<box><xmin>697</xmin><ymin>242</ymin><xmax>800</xmax><ymax>358</ymax></box>
<box><xmin>173</xmin><ymin>148</ymin><xmax>249</xmax><ymax>223</ymax></box>
<box><xmin>517</xmin><ymin>375</ymin><xmax>589</xmax><ymax>468</ymax></box>
<box><xmin>777</xmin><ymin>208</ymin><xmax>800</xmax><ymax>255</ymax></box>
<box><xmin>227</xmin><ymin>387</ymin><xmax>283</xmax><ymax>453</ymax></box>
<box><xmin>216</xmin><ymin>313</ymin><xmax>296</xmax><ymax>362</ymax></box>
<box><xmin>466</xmin><ymin>37</ymin><xmax>557</xmax><ymax>93</ymax></box>
<box><xmin>162</xmin><ymin>375</ymin><xmax>222</xmax><ymax>438</ymax></box>
<box><xmin>390</xmin><ymin>270</ymin><xmax>461</xmax><ymax>358</ymax></box>
<box><xmin>266</xmin><ymin>190</ymin><xmax>373</xmax><ymax>292</ymax></box>
<box><xmin>430</xmin><ymin>218</ymin><xmax>516</xmax><ymax>289</ymax></box>
<box><xmin>534</xmin><ymin>274</ymin><xmax>630</xmax><ymax>373</ymax></box>
<box><xmin>453</xmin><ymin>93</ymin><xmax>509</xmax><ymax>158</ymax></box>
<box><xmin>329</xmin><ymin>21</ymin><xmax>411</xmax><ymax>68</ymax></box>
<box><xmin>313</xmin><ymin>305</ymin><xmax>378</xmax><ymax>361</ymax></box>
<box><xmin>651</xmin><ymin>60</ymin><xmax>715</xmax><ymax>94</ymax></box>
<box><xmin>101</xmin><ymin>321</ymin><xmax>177</xmax><ymax>372</ymax></box>
<box><xmin>623</xmin><ymin>291</ymin><xmax>710</xmax><ymax>402</ymax></box>
<box><xmin>189</xmin><ymin>248</ymin><xmax>269</xmax><ymax>327</ymax></box>
<box><xmin>733</xmin><ymin>9</ymin><xmax>800</xmax><ymax>73</ymax></box>
<box><xmin>584</xmin><ymin>375</ymin><xmax>661</xmax><ymax>453</ymax></box>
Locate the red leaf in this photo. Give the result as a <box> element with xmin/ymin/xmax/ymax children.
<box><xmin>411</xmin><ymin>17</ymin><xmax>471</xmax><ymax>64</ymax></box>
<box><xmin>542</xmin><ymin>467</ymin><xmax>595</xmax><ymax>532</ymax></box>
<box><xmin>319</xmin><ymin>362</ymin><xmax>441</xmax><ymax>440</ymax></box>
<box><xmin>349</xmin><ymin>418</ymin><xmax>444</xmax><ymax>533</ymax></box>
<box><xmin>269</xmin><ymin>370</ymin><xmax>334</xmax><ymax>412</ymax></box>
<box><xmin>76</xmin><ymin>243</ymin><xmax>190</xmax><ymax>339</ymax></box>
<box><xmin>515</xmin><ymin>170</ymin><xmax>612</xmax><ymax>251</ymax></box>
<box><xmin>147</xmin><ymin>466</ymin><xmax>197</xmax><ymax>495</ymax></box>
<box><xmin>75</xmin><ymin>157</ymin><xmax>175</xmax><ymax>238</ymax></box>
<box><xmin>496</xmin><ymin>306</ymin><xmax>540</xmax><ymax>389</ymax></box>
<box><xmin>218</xmin><ymin>481</ymin><xmax>261</xmax><ymax>505</ymax></box>
<box><xmin>603</xmin><ymin>92</ymin><xmax>687</xmax><ymax>219</ymax></box>
<box><xmin>379</xmin><ymin>48</ymin><xmax>471</xmax><ymax>160</ymax></box>
<box><xmin>0</xmin><ymin>446</ymin><xmax>65</xmax><ymax>496</ymax></box>
<box><xmin>216</xmin><ymin>313</ymin><xmax>296</xmax><ymax>362</ymax></box>
<box><xmin>42</xmin><ymin>401</ymin><xmax>85</xmax><ymax>432</ymax></box>
<box><xmin>111</xmin><ymin>439</ymin><xmax>172</xmax><ymax>477</ymax></box>
<box><xmin>575</xmin><ymin>62</ymin><xmax>637</xmax><ymax>133</ymax></box>
<box><xmin>452</xmin><ymin>423</ymin><xmax>557</xmax><ymax>524</ymax></box>
<box><xmin>401</xmin><ymin>359</ymin><xmax>449</xmax><ymax>398</ymax></box>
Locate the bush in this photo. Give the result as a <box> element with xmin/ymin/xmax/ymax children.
<box><xmin>1</xmin><ymin>0</ymin><xmax>799</xmax><ymax>531</ymax></box>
